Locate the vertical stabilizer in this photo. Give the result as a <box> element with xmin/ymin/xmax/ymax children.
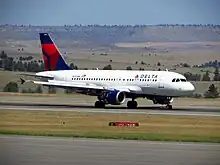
<box><xmin>39</xmin><ymin>33</ymin><xmax>71</xmax><ymax>71</ymax></box>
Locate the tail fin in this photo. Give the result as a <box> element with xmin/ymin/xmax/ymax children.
<box><xmin>39</xmin><ymin>33</ymin><xmax>71</xmax><ymax>71</ymax></box>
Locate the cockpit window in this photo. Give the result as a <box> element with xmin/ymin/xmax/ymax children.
<box><xmin>173</xmin><ymin>78</ymin><xmax>187</xmax><ymax>82</ymax></box>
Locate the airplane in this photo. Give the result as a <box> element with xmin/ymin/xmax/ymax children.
<box><xmin>20</xmin><ymin>33</ymin><xmax>195</xmax><ymax>109</ymax></box>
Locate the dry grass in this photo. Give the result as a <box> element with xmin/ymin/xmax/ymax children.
<box><xmin>0</xmin><ymin>110</ymin><xmax>220</xmax><ymax>142</ymax></box>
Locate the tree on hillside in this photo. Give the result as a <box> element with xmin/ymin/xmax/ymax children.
<box><xmin>213</xmin><ymin>67</ymin><xmax>220</xmax><ymax>81</ymax></box>
<box><xmin>35</xmin><ymin>86</ymin><xmax>43</xmax><ymax>93</ymax></box>
<box><xmin>64</xmin><ymin>88</ymin><xmax>72</xmax><ymax>94</ymax></box>
<box><xmin>0</xmin><ymin>51</ymin><xmax>7</xmax><ymax>59</ymax></box>
<box><xmin>126</xmin><ymin>66</ymin><xmax>132</xmax><ymax>70</ymax></box>
<box><xmin>204</xmin><ymin>84</ymin><xmax>219</xmax><ymax>98</ymax></box>
<box><xmin>202</xmin><ymin>71</ymin><xmax>210</xmax><ymax>81</ymax></box>
<box><xmin>48</xmin><ymin>86</ymin><xmax>56</xmax><ymax>94</ymax></box>
<box><xmin>3</xmin><ymin>82</ymin><xmax>19</xmax><ymax>93</ymax></box>
<box><xmin>69</xmin><ymin>63</ymin><xmax>78</xmax><ymax>70</ymax></box>
<box><xmin>103</xmin><ymin>64</ymin><xmax>112</xmax><ymax>70</ymax></box>
<box><xmin>182</xmin><ymin>63</ymin><xmax>190</xmax><ymax>68</ymax></box>
<box><xmin>184</xmin><ymin>72</ymin><xmax>201</xmax><ymax>81</ymax></box>
<box><xmin>3</xmin><ymin>57</ymin><xmax>14</xmax><ymax>71</ymax></box>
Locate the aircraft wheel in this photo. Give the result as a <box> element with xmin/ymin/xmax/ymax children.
<box><xmin>95</xmin><ymin>101</ymin><xmax>105</xmax><ymax>108</ymax></box>
<box><xmin>127</xmin><ymin>101</ymin><xmax>138</xmax><ymax>109</ymax></box>
<box><xmin>166</xmin><ymin>104</ymin><xmax>172</xmax><ymax>110</ymax></box>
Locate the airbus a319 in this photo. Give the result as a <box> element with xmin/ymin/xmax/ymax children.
<box><xmin>20</xmin><ymin>33</ymin><xmax>195</xmax><ymax>109</ymax></box>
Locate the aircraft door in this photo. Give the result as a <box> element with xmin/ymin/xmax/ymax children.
<box><xmin>59</xmin><ymin>75</ymin><xmax>65</xmax><ymax>81</ymax></box>
<box><xmin>158</xmin><ymin>75</ymin><xmax>164</xmax><ymax>88</ymax></box>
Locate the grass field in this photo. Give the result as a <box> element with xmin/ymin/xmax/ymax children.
<box><xmin>0</xmin><ymin>110</ymin><xmax>220</xmax><ymax>142</ymax></box>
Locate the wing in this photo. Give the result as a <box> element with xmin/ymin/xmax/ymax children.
<box><xmin>20</xmin><ymin>78</ymin><xmax>143</xmax><ymax>95</ymax></box>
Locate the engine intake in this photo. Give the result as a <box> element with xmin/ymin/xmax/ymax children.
<box><xmin>99</xmin><ymin>90</ymin><xmax>126</xmax><ymax>105</ymax></box>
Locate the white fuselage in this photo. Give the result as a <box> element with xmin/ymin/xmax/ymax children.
<box><xmin>37</xmin><ymin>70</ymin><xmax>195</xmax><ymax>97</ymax></box>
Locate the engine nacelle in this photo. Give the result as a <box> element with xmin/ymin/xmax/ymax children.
<box><xmin>105</xmin><ymin>90</ymin><xmax>126</xmax><ymax>105</ymax></box>
<box><xmin>152</xmin><ymin>96</ymin><xmax>173</xmax><ymax>105</ymax></box>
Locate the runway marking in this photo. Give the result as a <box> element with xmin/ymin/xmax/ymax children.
<box><xmin>1</xmin><ymin>106</ymin><xmax>220</xmax><ymax>117</ymax></box>
<box><xmin>1</xmin><ymin>135</ymin><xmax>220</xmax><ymax>147</ymax></box>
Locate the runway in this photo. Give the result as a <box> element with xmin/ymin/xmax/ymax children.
<box><xmin>1</xmin><ymin>135</ymin><xmax>220</xmax><ymax>165</ymax></box>
<box><xmin>0</xmin><ymin>102</ymin><xmax>220</xmax><ymax>117</ymax></box>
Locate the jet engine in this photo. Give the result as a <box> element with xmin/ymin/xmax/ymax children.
<box><xmin>98</xmin><ymin>90</ymin><xmax>126</xmax><ymax>105</ymax></box>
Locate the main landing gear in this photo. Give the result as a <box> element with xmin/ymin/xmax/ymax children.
<box><xmin>94</xmin><ymin>101</ymin><xmax>105</xmax><ymax>108</ymax></box>
<box><xmin>127</xmin><ymin>100</ymin><xmax>138</xmax><ymax>109</ymax></box>
<box><xmin>166</xmin><ymin>104</ymin><xmax>173</xmax><ymax>110</ymax></box>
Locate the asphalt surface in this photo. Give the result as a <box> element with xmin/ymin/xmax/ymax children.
<box><xmin>0</xmin><ymin>102</ymin><xmax>220</xmax><ymax>117</ymax></box>
<box><xmin>1</xmin><ymin>135</ymin><xmax>220</xmax><ymax>165</ymax></box>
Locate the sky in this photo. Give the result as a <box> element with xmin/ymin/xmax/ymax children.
<box><xmin>0</xmin><ymin>0</ymin><xmax>219</xmax><ymax>25</ymax></box>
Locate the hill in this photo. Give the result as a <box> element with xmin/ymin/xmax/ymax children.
<box><xmin>1</xmin><ymin>24</ymin><xmax>220</xmax><ymax>45</ymax></box>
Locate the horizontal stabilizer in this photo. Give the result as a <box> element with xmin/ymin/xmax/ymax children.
<box><xmin>19</xmin><ymin>73</ymin><xmax>54</xmax><ymax>79</ymax></box>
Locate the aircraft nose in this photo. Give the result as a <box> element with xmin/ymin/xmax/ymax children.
<box><xmin>189</xmin><ymin>82</ymin><xmax>195</xmax><ymax>91</ymax></box>
<box><xmin>185</xmin><ymin>82</ymin><xmax>195</xmax><ymax>92</ymax></box>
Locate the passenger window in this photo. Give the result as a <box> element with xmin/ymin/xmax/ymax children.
<box><xmin>172</xmin><ymin>78</ymin><xmax>176</xmax><ymax>82</ymax></box>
